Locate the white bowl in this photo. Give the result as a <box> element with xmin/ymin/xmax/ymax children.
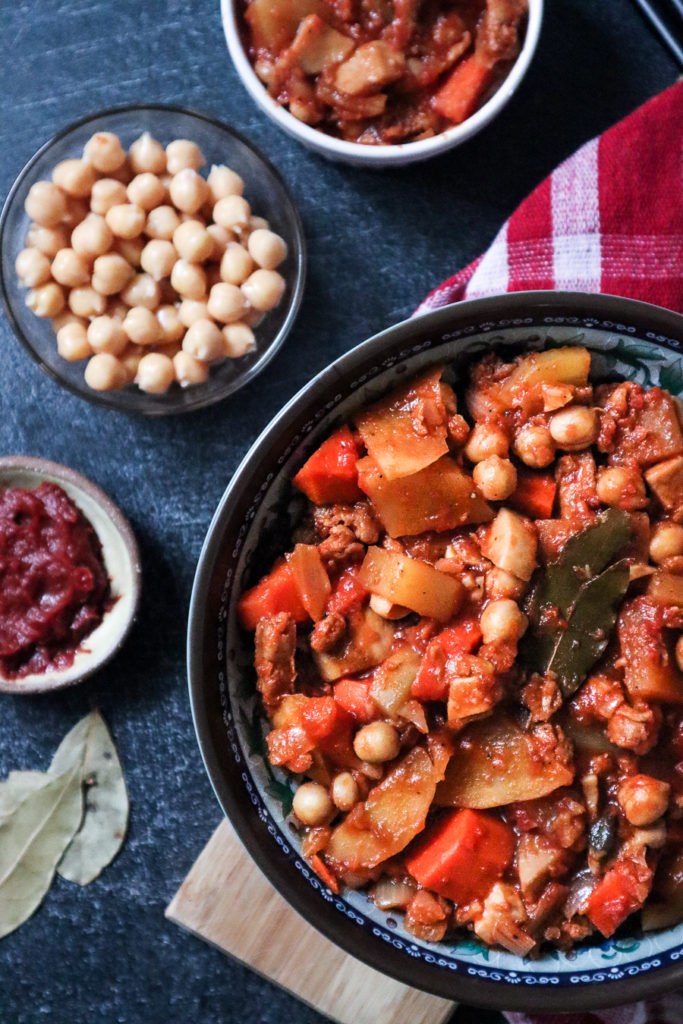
<box><xmin>221</xmin><ymin>0</ymin><xmax>544</xmax><ymax>167</ymax></box>
<box><xmin>0</xmin><ymin>457</ymin><xmax>141</xmax><ymax>694</ymax></box>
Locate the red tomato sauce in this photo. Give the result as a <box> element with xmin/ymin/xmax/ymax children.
<box><xmin>0</xmin><ymin>482</ymin><xmax>110</xmax><ymax>678</ymax></box>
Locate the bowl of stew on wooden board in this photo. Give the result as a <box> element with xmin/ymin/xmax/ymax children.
<box><xmin>188</xmin><ymin>291</ymin><xmax>683</xmax><ymax>1011</ymax></box>
<box><xmin>222</xmin><ymin>0</ymin><xmax>544</xmax><ymax>167</ymax></box>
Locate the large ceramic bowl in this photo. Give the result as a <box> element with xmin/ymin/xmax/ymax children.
<box><xmin>222</xmin><ymin>0</ymin><xmax>544</xmax><ymax>168</ymax></box>
<box><xmin>0</xmin><ymin>105</ymin><xmax>306</xmax><ymax>415</ymax></box>
<box><xmin>188</xmin><ymin>291</ymin><xmax>683</xmax><ymax>1012</ymax></box>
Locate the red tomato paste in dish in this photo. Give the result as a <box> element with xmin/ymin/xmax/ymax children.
<box><xmin>0</xmin><ymin>482</ymin><xmax>110</xmax><ymax>678</ymax></box>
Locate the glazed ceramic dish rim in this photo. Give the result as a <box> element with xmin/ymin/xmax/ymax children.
<box><xmin>0</xmin><ymin>456</ymin><xmax>141</xmax><ymax>694</ymax></box>
<box><xmin>188</xmin><ymin>292</ymin><xmax>683</xmax><ymax>1011</ymax></box>
<box><xmin>221</xmin><ymin>0</ymin><xmax>544</xmax><ymax>167</ymax></box>
<box><xmin>0</xmin><ymin>102</ymin><xmax>306</xmax><ymax>415</ymax></box>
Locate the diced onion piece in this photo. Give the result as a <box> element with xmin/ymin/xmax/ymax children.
<box><xmin>286</xmin><ymin>543</ymin><xmax>331</xmax><ymax>622</ymax></box>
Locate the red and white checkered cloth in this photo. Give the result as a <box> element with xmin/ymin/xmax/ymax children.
<box><xmin>417</xmin><ymin>80</ymin><xmax>683</xmax><ymax>1024</ymax></box>
<box><xmin>416</xmin><ymin>80</ymin><xmax>683</xmax><ymax>316</ymax></box>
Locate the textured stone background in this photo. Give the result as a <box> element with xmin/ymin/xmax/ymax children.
<box><xmin>0</xmin><ymin>2</ymin><xmax>676</xmax><ymax>1022</ymax></box>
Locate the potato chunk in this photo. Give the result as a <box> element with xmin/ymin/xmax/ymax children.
<box><xmin>480</xmin><ymin>507</ymin><xmax>538</xmax><ymax>580</ymax></box>
<box><xmin>313</xmin><ymin>606</ymin><xmax>393</xmax><ymax>682</ymax></box>
<box><xmin>359</xmin><ymin>546</ymin><xmax>465</xmax><ymax>622</ymax></box>
<box><xmin>499</xmin><ymin>347</ymin><xmax>591</xmax><ymax>407</ymax></box>
<box><xmin>645</xmin><ymin>455</ymin><xmax>683</xmax><ymax>511</ymax></box>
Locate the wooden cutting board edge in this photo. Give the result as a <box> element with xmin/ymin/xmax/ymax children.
<box><xmin>165</xmin><ymin>818</ymin><xmax>456</xmax><ymax>1024</ymax></box>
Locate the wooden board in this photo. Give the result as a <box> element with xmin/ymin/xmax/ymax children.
<box><xmin>166</xmin><ymin>819</ymin><xmax>455</xmax><ymax>1024</ymax></box>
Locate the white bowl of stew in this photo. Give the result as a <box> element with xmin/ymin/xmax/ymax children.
<box><xmin>188</xmin><ymin>292</ymin><xmax>683</xmax><ymax>1011</ymax></box>
<box><xmin>222</xmin><ymin>0</ymin><xmax>544</xmax><ymax>167</ymax></box>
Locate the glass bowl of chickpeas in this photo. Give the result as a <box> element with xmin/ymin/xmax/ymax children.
<box><xmin>0</xmin><ymin>105</ymin><xmax>306</xmax><ymax>414</ymax></box>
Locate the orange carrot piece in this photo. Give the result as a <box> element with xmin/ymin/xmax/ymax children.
<box><xmin>509</xmin><ymin>469</ymin><xmax>557</xmax><ymax>520</ymax></box>
<box><xmin>412</xmin><ymin>616</ymin><xmax>482</xmax><ymax>701</ymax></box>
<box><xmin>310</xmin><ymin>854</ymin><xmax>340</xmax><ymax>894</ymax></box>
<box><xmin>432</xmin><ymin>55</ymin><xmax>493</xmax><ymax>125</ymax></box>
<box><xmin>237</xmin><ymin>560</ymin><xmax>308</xmax><ymax>631</ymax></box>
<box><xmin>292</xmin><ymin>426</ymin><xmax>363</xmax><ymax>505</ymax></box>
<box><xmin>333</xmin><ymin>678</ymin><xmax>376</xmax><ymax>723</ymax></box>
<box><xmin>405</xmin><ymin>808</ymin><xmax>515</xmax><ymax>905</ymax></box>
<box><xmin>586</xmin><ymin>862</ymin><xmax>650</xmax><ymax>937</ymax></box>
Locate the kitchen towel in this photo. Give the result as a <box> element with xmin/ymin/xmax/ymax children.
<box><xmin>416</xmin><ymin>79</ymin><xmax>683</xmax><ymax>316</ymax></box>
<box><xmin>417</xmin><ymin>78</ymin><xmax>683</xmax><ymax>1024</ymax></box>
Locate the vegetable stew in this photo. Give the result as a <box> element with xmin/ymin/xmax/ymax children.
<box><xmin>239</xmin><ymin>345</ymin><xmax>683</xmax><ymax>954</ymax></box>
<box><xmin>242</xmin><ymin>0</ymin><xmax>529</xmax><ymax>145</ymax></box>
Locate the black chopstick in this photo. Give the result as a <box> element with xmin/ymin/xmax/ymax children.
<box><xmin>629</xmin><ymin>0</ymin><xmax>683</xmax><ymax>68</ymax></box>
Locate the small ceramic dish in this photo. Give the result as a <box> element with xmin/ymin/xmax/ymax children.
<box><xmin>0</xmin><ymin>456</ymin><xmax>141</xmax><ymax>694</ymax></box>
<box><xmin>188</xmin><ymin>291</ymin><xmax>683</xmax><ymax>1012</ymax></box>
<box><xmin>221</xmin><ymin>0</ymin><xmax>544</xmax><ymax>168</ymax></box>
<box><xmin>0</xmin><ymin>104</ymin><xmax>306</xmax><ymax>415</ymax></box>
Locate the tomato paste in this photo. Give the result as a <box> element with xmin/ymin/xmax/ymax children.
<box><xmin>0</xmin><ymin>482</ymin><xmax>110</xmax><ymax>678</ymax></box>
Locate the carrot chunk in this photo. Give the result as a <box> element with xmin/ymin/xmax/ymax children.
<box><xmin>412</xmin><ymin>616</ymin><xmax>482</xmax><ymax>701</ymax></box>
<box><xmin>432</xmin><ymin>55</ymin><xmax>493</xmax><ymax>125</ymax></box>
<box><xmin>333</xmin><ymin>677</ymin><xmax>376</xmax><ymax>723</ymax></box>
<box><xmin>405</xmin><ymin>808</ymin><xmax>515</xmax><ymax>905</ymax></box>
<box><xmin>586</xmin><ymin>861</ymin><xmax>651</xmax><ymax>937</ymax></box>
<box><xmin>509</xmin><ymin>468</ymin><xmax>557</xmax><ymax>520</ymax></box>
<box><xmin>237</xmin><ymin>560</ymin><xmax>308</xmax><ymax>630</ymax></box>
<box><xmin>292</xmin><ymin>426</ymin><xmax>363</xmax><ymax>505</ymax></box>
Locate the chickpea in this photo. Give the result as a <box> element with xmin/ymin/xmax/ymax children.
<box><xmin>136</xmin><ymin>352</ymin><xmax>175</xmax><ymax>394</ymax></box>
<box><xmin>90</xmin><ymin>177</ymin><xmax>128</xmax><ymax>216</ymax></box>
<box><xmin>15</xmin><ymin>247</ymin><xmax>52</xmax><ymax>287</ymax></box>
<box><xmin>596</xmin><ymin>466</ymin><xmax>646</xmax><ymax>509</ymax></box>
<box><xmin>52</xmin><ymin>310</ymin><xmax>87</xmax><ymax>334</ymax></box>
<box><xmin>87</xmin><ymin>315</ymin><xmax>128</xmax><ymax>356</ymax></box>
<box><xmin>173</xmin><ymin>349</ymin><xmax>210</xmax><ymax>387</ymax></box>
<box><xmin>50</xmin><ymin>248</ymin><xmax>89</xmax><ymax>288</ymax></box>
<box><xmin>128</xmin><ymin>132</ymin><xmax>167</xmax><ymax>175</ymax></box>
<box><xmin>207</xmin><ymin>163</ymin><xmax>244</xmax><ymax>202</ymax></box>
<box><xmin>123</xmin><ymin>306</ymin><xmax>162</xmax><ymax>346</ymax></box>
<box><xmin>24</xmin><ymin>181</ymin><xmax>67</xmax><ymax>227</ymax></box>
<box><xmin>618</xmin><ymin>774</ymin><xmax>670</xmax><ymax>826</ymax></box>
<box><xmin>70</xmin><ymin>214</ymin><xmax>114</xmax><ymax>258</ymax></box>
<box><xmin>206</xmin><ymin>223</ymin><xmax>235</xmax><ymax>259</ymax></box>
<box><xmin>121</xmin><ymin>272</ymin><xmax>161</xmax><ymax>310</ymax></box>
<box><xmin>146</xmin><ymin>204</ymin><xmax>181</xmax><ymax>240</ymax></box>
<box><xmin>168</xmin><ymin>168</ymin><xmax>209</xmax><ymax>215</ymax></box>
<box><xmin>223</xmin><ymin>322</ymin><xmax>255</xmax><ymax>358</ymax></box>
<box><xmin>68</xmin><ymin>285</ymin><xmax>107</xmax><ymax>318</ymax></box>
<box><xmin>170</xmin><ymin>219</ymin><xmax>212</xmax><ymax>263</ymax></box>
<box><xmin>165</xmin><ymin>138</ymin><xmax>205</xmax><ymax>175</ymax></box>
<box><xmin>156</xmin><ymin>304</ymin><xmax>185</xmax><ymax>344</ymax></box>
<box><xmin>331</xmin><ymin>772</ymin><xmax>360</xmax><ymax>812</ymax></box>
<box><xmin>83</xmin><ymin>132</ymin><xmax>127</xmax><ymax>173</ymax></box>
<box><xmin>213</xmin><ymin>194</ymin><xmax>251</xmax><ymax>231</ymax></box>
<box><xmin>292</xmin><ymin>782</ymin><xmax>334</xmax><ymax>827</ymax></box>
<box><xmin>26</xmin><ymin>223</ymin><xmax>68</xmax><ymax>256</ymax></box>
<box><xmin>182</xmin><ymin>319</ymin><xmax>224</xmax><ymax>362</ymax></box>
<box><xmin>170</xmin><ymin>259</ymin><xmax>207</xmax><ymax>300</ymax></box>
<box><xmin>105</xmin><ymin>203</ymin><xmax>146</xmax><ymax>239</ymax></box>
<box><xmin>127</xmin><ymin>172</ymin><xmax>166</xmax><ymax>211</ymax></box>
<box><xmin>513</xmin><ymin>424</ymin><xmax>555</xmax><ymax>469</ymax></box>
<box><xmin>56</xmin><ymin>322</ymin><xmax>92</xmax><ymax>361</ymax></box>
<box><xmin>26</xmin><ymin>282</ymin><xmax>65</xmax><ymax>318</ymax></box>
<box><xmin>241</xmin><ymin>269</ymin><xmax>285</xmax><ymax>312</ymax></box>
<box><xmin>91</xmin><ymin>252</ymin><xmax>135</xmax><ymax>296</ymax></box>
<box><xmin>649</xmin><ymin>522</ymin><xmax>683</xmax><ymax>564</ymax></box>
<box><xmin>140</xmin><ymin>239</ymin><xmax>177</xmax><ymax>281</ymax></box>
<box><xmin>178</xmin><ymin>298</ymin><xmax>211</xmax><ymax>328</ymax></box>
<box><xmin>464</xmin><ymin>423</ymin><xmax>509</xmax><ymax>463</ymax></box>
<box><xmin>114</xmin><ymin>236</ymin><xmax>144</xmax><ymax>267</ymax></box>
<box><xmin>220</xmin><ymin>242</ymin><xmax>254</xmax><ymax>285</ymax></box>
<box><xmin>84</xmin><ymin>352</ymin><xmax>128</xmax><ymax>391</ymax></box>
<box><xmin>676</xmin><ymin>635</ymin><xmax>683</xmax><ymax>673</ymax></box>
<box><xmin>247</xmin><ymin>229</ymin><xmax>287</xmax><ymax>270</ymax></box>
<box><xmin>473</xmin><ymin>456</ymin><xmax>517</xmax><ymax>502</ymax></box>
<box><xmin>480</xmin><ymin>599</ymin><xmax>528</xmax><ymax>645</ymax></box>
<box><xmin>485</xmin><ymin>567</ymin><xmax>525</xmax><ymax>600</ymax></box>
<box><xmin>353</xmin><ymin>722</ymin><xmax>400</xmax><ymax>764</ymax></box>
<box><xmin>549</xmin><ymin>406</ymin><xmax>599</xmax><ymax>451</ymax></box>
<box><xmin>52</xmin><ymin>158</ymin><xmax>96</xmax><ymax>198</ymax></box>
<box><xmin>207</xmin><ymin>281</ymin><xmax>245</xmax><ymax>324</ymax></box>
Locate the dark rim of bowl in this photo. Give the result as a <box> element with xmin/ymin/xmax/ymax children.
<box><xmin>0</xmin><ymin>455</ymin><xmax>142</xmax><ymax>693</ymax></box>
<box><xmin>0</xmin><ymin>102</ymin><xmax>307</xmax><ymax>416</ymax></box>
<box><xmin>188</xmin><ymin>291</ymin><xmax>683</xmax><ymax>1012</ymax></box>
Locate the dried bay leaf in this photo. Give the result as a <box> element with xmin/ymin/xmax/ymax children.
<box><xmin>0</xmin><ymin>771</ymin><xmax>49</xmax><ymax>821</ymax></box>
<box><xmin>0</xmin><ymin>761</ymin><xmax>83</xmax><ymax>939</ymax></box>
<box><xmin>56</xmin><ymin>710</ymin><xmax>128</xmax><ymax>886</ymax></box>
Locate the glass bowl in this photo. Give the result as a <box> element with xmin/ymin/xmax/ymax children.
<box><xmin>188</xmin><ymin>291</ymin><xmax>683</xmax><ymax>1012</ymax></box>
<box><xmin>0</xmin><ymin>104</ymin><xmax>306</xmax><ymax>415</ymax></box>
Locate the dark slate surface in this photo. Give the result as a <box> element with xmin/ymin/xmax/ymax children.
<box><xmin>0</xmin><ymin>2</ymin><xmax>676</xmax><ymax>1022</ymax></box>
